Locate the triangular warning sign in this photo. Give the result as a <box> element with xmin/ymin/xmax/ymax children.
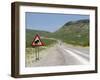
<box><xmin>31</xmin><ymin>34</ymin><xmax>45</xmax><ymax>46</ymax></box>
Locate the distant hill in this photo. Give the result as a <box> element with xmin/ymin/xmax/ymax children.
<box><xmin>53</xmin><ymin>19</ymin><xmax>89</xmax><ymax>46</ymax></box>
<box><xmin>26</xmin><ymin>29</ymin><xmax>51</xmax><ymax>37</ymax></box>
<box><xmin>26</xmin><ymin>29</ymin><xmax>51</xmax><ymax>47</ymax></box>
<box><xmin>26</xmin><ymin>19</ymin><xmax>89</xmax><ymax>47</ymax></box>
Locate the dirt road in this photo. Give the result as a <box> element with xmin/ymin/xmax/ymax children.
<box><xmin>26</xmin><ymin>41</ymin><xmax>89</xmax><ymax>67</ymax></box>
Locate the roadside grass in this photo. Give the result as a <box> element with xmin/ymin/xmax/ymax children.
<box><xmin>62</xmin><ymin>35</ymin><xmax>89</xmax><ymax>47</ymax></box>
<box><xmin>52</xmin><ymin>34</ymin><xmax>89</xmax><ymax>47</ymax></box>
<box><xmin>42</xmin><ymin>38</ymin><xmax>57</xmax><ymax>46</ymax></box>
<box><xmin>25</xmin><ymin>38</ymin><xmax>57</xmax><ymax>67</ymax></box>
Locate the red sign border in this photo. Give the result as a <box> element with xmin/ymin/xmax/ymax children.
<box><xmin>31</xmin><ymin>34</ymin><xmax>45</xmax><ymax>46</ymax></box>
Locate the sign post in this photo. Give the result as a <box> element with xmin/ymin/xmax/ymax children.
<box><xmin>31</xmin><ymin>34</ymin><xmax>45</xmax><ymax>61</ymax></box>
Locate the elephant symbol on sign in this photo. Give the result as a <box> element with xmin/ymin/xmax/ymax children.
<box><xmin>35</xmin><ymin>40</ymin><xmax>39</xmax><ymax>44</ymax></box>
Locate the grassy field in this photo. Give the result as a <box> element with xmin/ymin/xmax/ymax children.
<box><xmin>52</xmin><ymin>20</ymin><xmax>89</xmax><ymax>47</ymax></box>
<box><xmin>42</xmin><ymin>38</ymin><xmax>57</xmax><ymax>46</ymax></box>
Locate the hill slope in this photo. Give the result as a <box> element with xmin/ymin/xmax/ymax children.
<box><xmin>53</xmin><ymin>19</ymin><xmax>89</xmax><ymax>46</ymax></box>
<box><xmin>26</xmin><ymin>19</ymin><xmax>89</xmax><ymax>47</ymax></box>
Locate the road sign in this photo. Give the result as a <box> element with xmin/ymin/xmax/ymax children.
<box><xmin>31</xmin><ymin>34</ymin><xmax>45</xmax><ymax>46</ymax></box>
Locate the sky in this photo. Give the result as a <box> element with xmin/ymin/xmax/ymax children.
<box><xmin>26</xmin><ymin>12</ymin><xmax>89</xmax><ymax>32</ymax></box>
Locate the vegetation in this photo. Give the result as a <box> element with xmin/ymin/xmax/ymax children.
<box><xmin>52</xmin><ymin>19</ymin><xmax>89</xmax><ymax>46</ymax></box>
<box><xmin>26</xmin><ymin>19</ymin><xmax>89</xmax><ymax>47</ymax></box>
<box><xmin>42</xmin><ymin>38</ymin><xmax>57</xmax><ymax>46</ymax></box>
<box><xmin>26</xmin><ymin>30</ymin><xmax>57</xmax><ymax>47</ymax></box>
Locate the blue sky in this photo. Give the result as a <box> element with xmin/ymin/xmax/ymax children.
<box><xmin>26</xmin><ymin>12</ymin><xmax>89</xmax><ymax>32</ymax></box>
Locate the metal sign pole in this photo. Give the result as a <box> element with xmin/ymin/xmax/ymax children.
<box><xmin>35</xmin><ymin>47</ymin><xmax>37</xmax><ymax>60</ymax></box>
<box><xmin>36</xmin><ymin>47</ymin><xmax>38</xmax><ymax>60</ymax></box>
<box><xmin>35</xmin><ymin>46</ymin><xmax>39</xmax><ymax>61</ymax></box>
<box><xmin>37</xmin><ymin>46</ymin><xmax>39</xmax><ymax>60</ymax></box>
